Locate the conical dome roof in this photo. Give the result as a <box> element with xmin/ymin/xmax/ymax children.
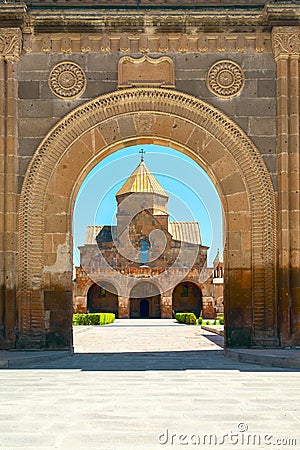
<box><xmin>213</xmin><ymin>248</ymin><xmax>223</xmax><ymax>264</ymax></box>
<box><xmin>116</xmin><ymin>161</ymin><xmax>168</xmax><ymax>198</ymax></box>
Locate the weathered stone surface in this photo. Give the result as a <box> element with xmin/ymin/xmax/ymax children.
<box><xmin>257</xmin><ymin>79</ymin><xmax>276</xmax><ymax>97</ymax></box>
<box><xmin>249</xmin><ymin>116</ymin><xmax>276</xmax><ymax>136</ymax></box>
<box><xmin>18</xmin><ymin>137</ymin><xmax>42</xmax><ymax>156</ymax></box>
<box><xmin>19</xmin><ymin>100</ymin><xmax>52</xmax><ymax>118</ymax></box>
<box><xmin>18</xmin><ymin>82</ymin><xmax>39</xmax><ymax>99</ymax></box>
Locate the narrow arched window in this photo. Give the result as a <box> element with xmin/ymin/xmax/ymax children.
<box><xmin>182</xmin><ymin>284</ymin><xmax>189</xmax><ymax>297</ymax></box>
<box><xmin>140</xmin><ymin>239</ymin><xmax>149</xmax><ymax>264</ymax></box>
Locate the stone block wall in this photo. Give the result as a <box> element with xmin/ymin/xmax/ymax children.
<box><xmin>17</xmin><ymin>53</ymin><xmax>119</xmax><ymax>192</ymax></box>
<box><xmin>17</xmin><ymin>46</ymin><xmax>277</xmax><ymax>193</ymax></box>
<box><xmin>174</xmin><ymin>52</ymin><xmax>277</xmax><ymax>188</ymax></box>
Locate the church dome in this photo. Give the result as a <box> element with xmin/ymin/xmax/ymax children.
<box><xmin>116</xmin><ymin>160</ymin><xmax>168</xmax><ymax>198</ymax></box>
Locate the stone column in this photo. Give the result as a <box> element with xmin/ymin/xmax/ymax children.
<box><xmin>0</xmin><ymin>29</ymin><xmax>21</xmax><ymax>349</ymax></box>
<box><xmin>160</xmin><ymin>296</ymin><xmax>172</xmax><ymax>318</ymax></box>
<box><xmin>0</xmin><ymin>56</ymin><xmax>5</xmax><ymax>348</ymax></box>
<box><xmin>118</xmin><ymin>296</ymin><xmax>130</xmax><ymax>318</ymax></box>
<box><xmin>272</xmin><ymin>27</ymin><xmax>300</xmax><ymax>345</ymax></box>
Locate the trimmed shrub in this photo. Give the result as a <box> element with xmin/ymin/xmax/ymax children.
<box><xmin>72</xmin><ymin>314</ymin><xmax>87</xmax><ymax>326</ymax></box>
<box><xmin>72</xmin><ymin>313</ymin><xmax>115</xmax><ymax>326</ymax></box>
<box><xmin>198</xmin><ymin>317</ymin><xmax>203</xmax><ymax>325</ymax></box>
<box><xmin>219</xmin><ymin>317</ymin><xmax>224</xmax><ymax>325</ymax></box>
<box><xmin>176</xmin><ymin>312</ymin><xmax>197</xmax><ymax>325</ymax></box>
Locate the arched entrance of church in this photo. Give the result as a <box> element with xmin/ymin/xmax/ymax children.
<box><xmin>18</xmin><ymin>88</ymin><xmax>277</xmax><ymax>349</ymax></box>
<box><xmin>130</xmin><ymin>282</ymin><xmax>161</xmax><ymax>319</ymax></box>
<box><xmin>87</xmin><ymin>282</ymin><xmax>118</xmax><ymax>317</ymax></box>
<box><xmin>172</xmin><ymin>282</ymin><xmax>202</xmax><ymax>318</ymax></box>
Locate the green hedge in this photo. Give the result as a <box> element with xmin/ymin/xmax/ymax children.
<box><xmin>72</xmin><ymin>313</ymin><xmax>115</xmax><ymax>326</ymax></box>
<box><xmin>199</xmin><ymin>317</ymin><xmax>225</xmax><ymax>326</ymax></box>
<box><xmin>175</xmin><ymin>312</ymin><xmax>197</xmax><ymax>325</ymax></box>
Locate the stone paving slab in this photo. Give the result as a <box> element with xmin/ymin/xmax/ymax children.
<box><xmin>201</xmin><ymin>324</ymin><xmax>224</xmax><ymax>336</ymax></box>
<box><xmin>226</xmin><ymin>347</ymin><xmax>300</xmax><ymax>369</ymax></box>
<box><xmin>0</xmin><ymin>320</ymin><xmax>299</xmax><ymax>449</ymax></box>
<box><xmin>201</xmin><ymin>323</ymin><xmax>300</xmax><ymax>369</ymax></box>
<box><xmin>0</xmin><ymin>350</ymin><xmax>70</xmax><ymax>368</ymax></box>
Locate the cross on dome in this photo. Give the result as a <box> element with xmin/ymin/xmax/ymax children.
<box><xmin>139</xmin><ymin>149</ymin><xmax>146</xmax><ymax>162</ymax></box>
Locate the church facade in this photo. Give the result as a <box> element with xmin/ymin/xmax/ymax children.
<box><xmin>73</xmin><ymin>158</ymin><xmax>224</xmax><ymax>319</ymax></box>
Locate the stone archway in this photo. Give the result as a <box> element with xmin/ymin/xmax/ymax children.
<box><xmin>172</xmin><ymin>282</ymin><xmax>203</xmax><ymax>318</ymax></box>
<box><xmin>18</xmin><ymin>88</ymin><xmax>277</xmax><ymax>349</ymax></box>
<box><xmin>87</xmin><ymin>282</ymin><xmax>118</xmax><ymax>317</ymax></box>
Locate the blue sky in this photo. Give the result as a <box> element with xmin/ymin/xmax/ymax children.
<box><xmin>73</xmin><ymin>144</ymin><xmax>223</xmax><ymax>267</ymax></box>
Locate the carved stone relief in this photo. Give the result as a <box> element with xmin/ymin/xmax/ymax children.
<box><xmin>272</xmin><ymin>26</ymin><xmax>300</xmax><ymax>60</ymax></box>
<box><xmin>48</xmin><ymin>61</ymin><xmax>86</xmax><ymax>100</ymax></box>
<box><xmin>22</xmin><ymin>33</ymin><xmax>272</xmax><ymax>55</ymax></box>
<box><xmin>206</xmin><ymin>60</ymin><xmax>245</xmax><ymax>98</ymax></box>
<box><xmin>0</xmin><ymin>28</ymin><xmax>21</xmax><ymax>62</ymax></box>
<box><xmin>118</xmin><ymin>55</ymin><xmax>175</xmax><ymax>88</ymax></box>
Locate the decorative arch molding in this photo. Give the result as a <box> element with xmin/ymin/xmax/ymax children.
<box><xmin>128</xmin><ymin>279</ymin><xmax>164</xmax><ymax>298</ymax></box>
<box><xmin>84</xmin><ymin>279</ymin><xmax>120</xmax><ymax>298</ymax></box>
<box><xmin>171</xmin><ymin>279</ymin><xmax>203</xmax><ymax>295</ymax></box>
<box><xmin>18</xmin><ymin>88</ymin><xmax>277</xmax><ymax>348</ymax></box>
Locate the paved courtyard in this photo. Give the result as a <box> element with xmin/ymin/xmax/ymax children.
<box><xmin>0</xmin><ymin>319</ymin><xmax>299</xmax><ymax>449</ymax></box>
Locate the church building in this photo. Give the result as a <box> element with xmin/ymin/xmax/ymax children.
<box><xmin>73</xmin><ymin>156</ymin><xmax>224</xmax><ymax>319</ymax></box>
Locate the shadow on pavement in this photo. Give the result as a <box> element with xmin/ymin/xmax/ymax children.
<box><xmin>8</xmin><ymin>348</ymin><xmax>299</xmax><ymax>372</ymax></box>
<box><xmin>200</xmin><ymin>331</ymin><xmax>224</xmax><ymax>347</ymax></box>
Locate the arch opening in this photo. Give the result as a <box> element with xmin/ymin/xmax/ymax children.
<box><xmin>86</xmin><ymin>282</ymin><xmax>118</xmax><ymax>317</ymax></box>
<box><xmin>172</xmin><ymin>282</ymin><xmax>203</xmax><ymax>318</ymax></box>
<box><xmin>73</xmin><ymin>143</ymin><xmax>222</xmax><ymax>326</ymax></box>
<box><xmin>17</xmin><ymin>88</ymin><xmax>277</xmax><ymax>350</ymax></box>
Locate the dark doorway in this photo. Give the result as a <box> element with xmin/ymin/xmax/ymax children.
<box><xmin>140</xmin><ymin>299</ymin><xmax>150</xmax><ymax>318</ymax></box>
<box><xmin>130</xmin><ymin>282</ymin><xmax>161</xmax><ymax>318</ymax></box>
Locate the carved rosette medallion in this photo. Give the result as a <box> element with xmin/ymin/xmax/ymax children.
<box><xmin>48</xmin><ymin>62</ymin><xmax>86</xmax><ymax>99</ymax></box>
<box><xmin>206</xmin><ymin>60</ymin><xmax>244</xmax><ymax>98</ymax></box>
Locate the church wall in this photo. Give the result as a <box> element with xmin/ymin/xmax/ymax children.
<box><xmin>213</xmin><ymin>283</ymin><xmax>224</xmax><ymax>315</ymax></box>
